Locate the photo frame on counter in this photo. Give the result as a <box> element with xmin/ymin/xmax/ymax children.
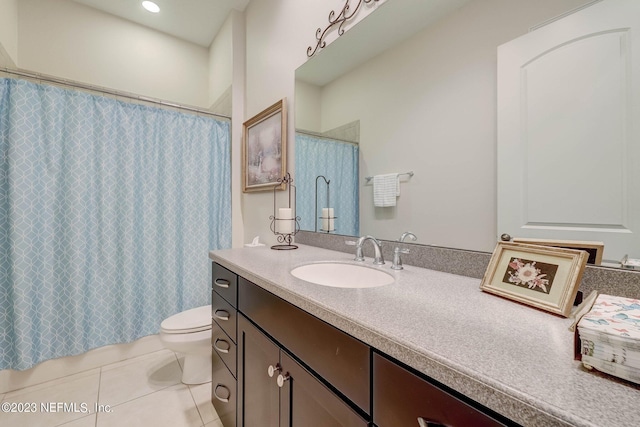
<box><xmin>512</xmin><ymin>238</ymin><xmax>604</xmax><ymax>265</ymax></box>
<box><xmin>480</xmin><ymin>242</ymin><xmax>588</xmax><ymax>317</ymax></box>
<box><xmin>242</xmin><ymin>98</ymin><xmax>287</xmax><ymax>192</ymax></box>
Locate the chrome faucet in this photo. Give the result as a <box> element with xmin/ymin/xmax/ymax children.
<box><xmin>392</xmin><ymin>232</ymin><xmax>417</xmax><ymax>270</ymax></box>
<box><xmin>346</xmin><ymin>235</ymin><xmax>385</xmax><ymax>265</ymax></box>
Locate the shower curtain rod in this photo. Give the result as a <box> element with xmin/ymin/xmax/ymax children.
<box><xmin>295</xmin><ymin>129</ymin><xmax>359</xmax><ymax>145</ymax></box>
<box><xmin>1</xmin><ymin>67</ymin><xmax>231</xmax><ymax>120</ymax></box>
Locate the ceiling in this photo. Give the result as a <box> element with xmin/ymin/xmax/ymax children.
<box><xmin>71</xmin><ymin>0</ymin><xmax>251</xmax><ymax>47</ymax></box>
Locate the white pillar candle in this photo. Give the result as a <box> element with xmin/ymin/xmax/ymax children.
<box><xmin>321</xmin><ymin>208</ymin><xmax>334</xmax><ymax>231</ymax></box>
<box><xmin>278</xmin><ymin>208</ymin><xmax>293</xmax><ymax>234</ymax></box>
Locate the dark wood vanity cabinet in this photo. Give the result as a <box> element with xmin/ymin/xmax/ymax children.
<box><xmin>211</xmin><ymin>263</ymin><xmax>239</xmax><ymax>427</ymax></box>
<box><xmin>211</xmin><ymin>261</ymin><xmax>516</xmax><ymax>427</ymax></box>
<box><xmin>238</xmin><ymin>314</ymin><xmax>367</xmax><ymax>427</ymax></box>
<box><xmin>238</xmin><ymin>276</ymin><xmax>370</xmax><ymax>427</ymax></box>
<box><xmin>373</xmin><ymin>353</ymin><xmax>512</xmax><ymax>427</ymax></box>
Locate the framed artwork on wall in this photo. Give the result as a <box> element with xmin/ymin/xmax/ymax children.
<box><xmin>512</xmin><ymin>238</ymin><xmax>604</xmax><ymax>265</ymax></box>
<box><xmin>242</xmin><ymin>98</ymin><xmax>287</xmax><ymax>192</ymax></box>
<box><xmin>480</xmin><ymin>242</ymin><xmax>588</xmax><ymax>317</ymax></box>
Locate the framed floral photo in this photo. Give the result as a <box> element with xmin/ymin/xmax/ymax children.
<box><xmin>512</xmin><ymin>238</ymin><xmax>604</xmax><ymax>265</ymax></box>
<box><xmin>242</xmin><ymin>98</ymin><xmax>287</xmax><ymax>192</ymax></box>
<box><xmin>480</xmin><ymin>242</ymin><xmax>588</xmax><ymax>317</ymax></box>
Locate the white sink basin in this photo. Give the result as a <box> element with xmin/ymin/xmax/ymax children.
<box><xmin>290</xmin><ymin>262</ymin><xmax>394</xmax><ymax>288</ymax></box>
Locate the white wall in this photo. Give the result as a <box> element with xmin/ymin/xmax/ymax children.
<box><xmin>17</xmin><ymin>0</ymin><xmax>210</xmax><ymax>108</ymax></box>
<box><xmin>0</xmin><ymin>0</ymin><xmax>18</xmax><ymax>67</ymax></box>
<box><xmin>230</xmin><ymin>10</ymin><xmax>246</xmax><ymax>249</ymax></box>
<box><xmin>246</xmin><ymin>0</ymin><xmax>592</xmax><ymax>251</ymax></box>
<box><xmin>209</xmin><ymin>13</ymin><xmax>233</xmax><ymax>111</ymax></box>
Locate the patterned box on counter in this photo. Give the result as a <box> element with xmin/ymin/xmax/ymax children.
<box><xmin>577</xmin><ymin>294</ymin><xmax>640</xmax><ymax>384</ymax></box>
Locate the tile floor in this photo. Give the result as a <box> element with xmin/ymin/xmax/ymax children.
<box><xmin>0</xmin><ymin>350</ymin><xmax>221</xmax><ymax>427</ymax></box>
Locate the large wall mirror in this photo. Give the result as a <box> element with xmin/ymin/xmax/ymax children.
<box><xmin>295</xmin><ymin>0</ymin><xmax>640</xmax><ymax>268</ymax></box>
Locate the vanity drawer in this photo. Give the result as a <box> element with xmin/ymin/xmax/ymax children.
<box><xmin>212</xmin><ymin>351</ymin><xmax>237</xmax><ymax>427</ymax></box>
<box><xmin>373</xmin><ymin>353</ymin><xmax>509</xmax><ymax>427</ymax></box>
<box><xmin>212</xmin><ymin>291</ymin><xmax>237</xmax><ymax>343</ymax></box>
<box><xmin>212</xmin><ymin>262</ymin><xmax>238</xmax><ymax>307</ymax></box>
<box><xmin>238</xmin><ymin>277</ymin><xmax>370</xmax><ymax>414</ymax></box>
<box><xmin>212</xmin><ymin>324</ymin><xmax>237</xmax><ymax>378</ymax></box>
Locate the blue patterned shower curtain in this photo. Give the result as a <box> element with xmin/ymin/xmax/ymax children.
<box><xmin>0</xmin><ymin>78</ymin><xmax>231</xmax><ymax>370</ymax></box>
<box><xmin>295</xmin><ymin>133</ymin><xmax>359</xmax><ymax>236</ymax></box>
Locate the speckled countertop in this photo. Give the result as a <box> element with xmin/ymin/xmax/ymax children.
<box><xmin>209</xmin><ymin>245</ymin><xmax>640</xmax><ymax>427</ymax></box>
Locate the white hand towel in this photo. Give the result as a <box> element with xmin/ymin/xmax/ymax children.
<box><xmin>373</xmin><ymin>173</ymin><xmax>399</xmax><ymax>207</ymax></box>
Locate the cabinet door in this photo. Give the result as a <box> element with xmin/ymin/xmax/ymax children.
<box><xmin>239</xmin><ymin>277</ymin><xmax>370</xmax><ymax>413</ymax></box>
<box><xmin>239</xmin><ymin>314</ymin><xmax>369</xmax><ymax>427</ymax></box>
<box><xmin>281</xmin><ymin>351</ymin><xmax>368</xmax><ymax>427</ymax></box>
<box><xmin>238</xmin><ymin>315</ymin><xmax>280</xmax><ymax>427</ymax></box>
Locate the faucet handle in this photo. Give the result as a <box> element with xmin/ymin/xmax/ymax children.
<box><xmin>346</xmin><ymin>240</ymin><xmax>365</xmax><ymax>261</ymax></box>
<box><xmin>391</xmin><ymin>246</ymin><xmax>410</xmax><ymax>270</ymax></box>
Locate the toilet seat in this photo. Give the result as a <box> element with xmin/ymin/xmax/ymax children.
<box><xmin>160</xmin><ymin>305</ymin><xmax>212</xmax><ymax>334</ymax></box>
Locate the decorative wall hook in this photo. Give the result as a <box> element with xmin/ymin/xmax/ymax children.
<box><xmin>307</xmin><ymin>0</ymin><xmax>379</xmax><ymax>57</ymax></box>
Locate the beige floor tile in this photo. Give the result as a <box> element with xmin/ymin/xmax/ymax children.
<box><xmin>4</xmin><ymin>368</ymin><xmax>100</xmax><ymax>400</ymax></box>
<box><xmin>177</xmin><ymin>354</ymin><xmax>185</xmax><ymax>371</ymax></box>
<box><xmin>98</xmin><ymin>350</ymin><xmax>182</xmax><ymax>408</ymax></box>
<box><xmin>57</xmin><ymin>413</ymin><xmax>96</xmax><ymax>426</ymax></box>
<box><xmin>96</xmin><ymin>384</ymin><xmax>202</xmax><ymax>427</ymax></box>
<box><xmin>0</xmin><ymin>371</ymin><xmax>100</xmax><ymax>427</ymax></box>
<box><xmin>188</xmin><ymin>382</ymin><xmax>218</xmax><ymax>425</ymax></box>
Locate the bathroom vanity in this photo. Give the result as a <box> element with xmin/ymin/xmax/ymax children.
<box><xmin>209</xmin><ymin>245</ymin><xmax>640</xmax><ymax>427</ymax></box>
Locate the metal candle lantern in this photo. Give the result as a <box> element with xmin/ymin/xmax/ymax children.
<box><xmin>269</xmin><ymin>172</ymin><xmax>300</xmax><ymax>250</ymax></box>
<box><xmin>315</xmin><ymin>175</ymin><xmax>337</xmax><ymax>233</ymax></box>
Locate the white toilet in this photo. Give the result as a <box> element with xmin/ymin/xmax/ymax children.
<box><xmin>159</xmin><ymin>305</ymin><xmax>212</xmax><ymax>385</ymax></box>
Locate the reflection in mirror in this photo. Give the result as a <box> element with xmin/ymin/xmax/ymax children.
<box><xmin>295</xmin><ymin>130</ymin><xmax>359</xmax><ymax>236</ymax></box>
<box><xmin>294</xmin><ymin>0</ymin><xmax>640</xmax><ymax>269</ymax></box>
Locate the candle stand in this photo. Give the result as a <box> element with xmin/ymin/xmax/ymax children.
<box><xmin>269</xmin><ymin>172</ymin><xmax>300</xmax><ymax>250</ymax></box>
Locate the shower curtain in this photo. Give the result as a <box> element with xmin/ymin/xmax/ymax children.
<box><xmin>295</xmin><ymin>133</ymin><xmax>359</xmax><ymax>236</ymax></box>
<box><xmin>0</xmin><ymin>78</ymin><xmax>231</xmax><ymax>370</ymax></box>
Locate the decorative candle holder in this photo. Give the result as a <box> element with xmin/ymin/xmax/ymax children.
<box><xmin>315</xmin><ymin>175</ymin><xmax>337</xmax><ymax>233</ymax></box>
<box><xmin>269</xmin><ymin>172</ymin><xmax>301</xmax><ymax>250</ymax></box>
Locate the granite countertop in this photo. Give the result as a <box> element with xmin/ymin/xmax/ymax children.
<box><xmin>209</xmin><ymin>244</ymin><xmax>640</xmax><ymax>427</ymax></box>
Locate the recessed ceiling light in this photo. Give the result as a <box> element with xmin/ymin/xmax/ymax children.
<box><xmin>142</xmin><ymin>1</ymin><xmax>160</xmax><ymax>13</ymax></box>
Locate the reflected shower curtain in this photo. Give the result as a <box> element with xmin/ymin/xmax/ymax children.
<box><xmin>295</xmin><ymin>133</ymin><xmax>359</xmax><ymax>236</ymax></box>
<box><xmin>0</xmin><ymin>78</ymin><xmax>231</xmax><ymax>370</ymax></box>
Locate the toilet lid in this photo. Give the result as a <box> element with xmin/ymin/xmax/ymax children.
<box><xmin>161</xmin><ymin>305</ymin><xmax>212</xmax><ymax>334</ymax></box>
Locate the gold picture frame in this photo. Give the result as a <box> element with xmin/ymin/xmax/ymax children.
<box><xmin>480</xmin><ymin>242</ymin><xmax>588</xmax><ymax>317</ymax></box>
<box><xmin>512</xmin><ymin>238</ymin><xmax>604</xmax><ymax>265</ymax></box>
<box><xmin>242</xmin><ymin>98</ymin><xmax>287</xmax><ymax>192</ymax></box>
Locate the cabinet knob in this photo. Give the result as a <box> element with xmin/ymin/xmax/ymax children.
<box><xmin>418</xmin><ymin>417</ymin><xmax>446</xmax><ymax>427</ymax></box>
<box><xmin>214</xmin><ymin>278</ymin><xmax>230</xmax><ymax>288</ymax></box>
<box><xmin>214</xmin><ymin>384</ymin><xmax>231</xmax><ymax>403</ymax></box>
<box><xmin>213</xmin><ymin>309</ymin><xmax>230</xmax><ymax>321</ymax></box>
<box><xmin>213</xmin><ymin>338</ymin><xmax>230</xmax><ymax>354</ymax></box>
<box><xmin>267</xmin><ymin>363</ymin><xmax>281</xmax><ymax>378</ymax></box>
<box><xmin>277</xmin><ymin>373</ymin><xmax>290</xmax><ymax>388</ymax></box>
<box><xmin>500</xmin><ymin>233</ymin><xmax>512</xmax><ymax>242</ymax></box>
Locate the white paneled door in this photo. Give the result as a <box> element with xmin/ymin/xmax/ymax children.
<box><xmin>497</xmin><ymin>0</ymin><xmax>640</xmax><ymax>263</ymax></box>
